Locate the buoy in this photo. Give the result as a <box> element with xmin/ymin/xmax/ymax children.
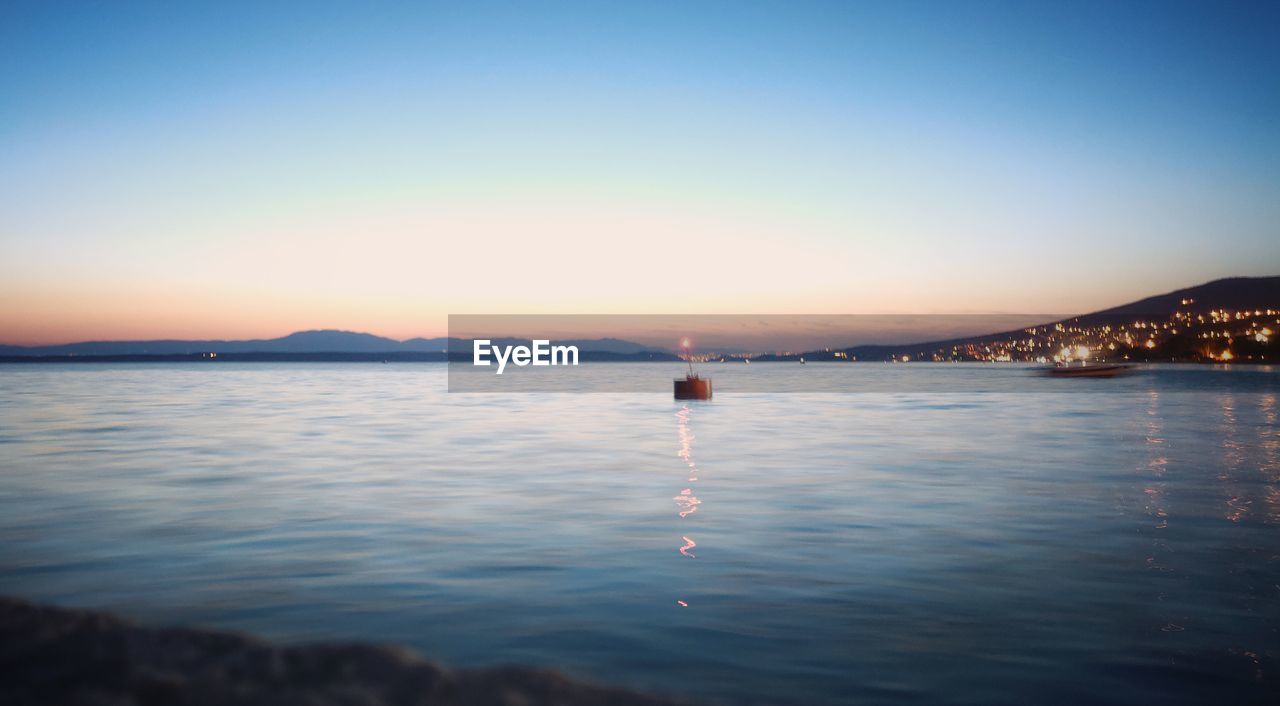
<box><xmin>674</xmin><ymin>338</ymin><xmax>712</xmax><ymax>400</ymax></box>
<box><xmin>674</xmin><ymin>374</ymin><xmax>712</xmax><ymax>399</ymax></box>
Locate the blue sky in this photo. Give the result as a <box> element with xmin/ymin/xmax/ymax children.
<box><xmin>1</xmin><ymin>1</ymin><xmax>1277</xmax><ymax>342</ymax></box>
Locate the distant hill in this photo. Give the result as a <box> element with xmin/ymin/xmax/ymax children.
<box><xmin>781</xmin><ymin>276</ymin><xmax>1280</xmax><ymax>362</ymax></box>
<box><xmin>1074</xmin><ymin>276</ymin><xmax>1280</xmax><ymax>322</ymax></box>
<box><xmin>0</xmin><ymin>330</ymin><xmax>410</xmax><ymax>357</ymax></box>
<box><xmin>0</xmin><ymin>330</ymin><xmax>671</xmax><ymax>360</ymax></box>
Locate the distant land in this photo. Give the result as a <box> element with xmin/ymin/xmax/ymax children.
<box><xmin>0</xmin><ymin>332</ymin><xmax>676</xmax><ymax>363</ymax></box>
<box><xmin>768</xmin><ymin>276</ymin><xmax>1280</xmax><ymax>364</ymax></box>
<box><xmin>2</xmin><ymin>277</ymin><xmax>1276</xmax><ymax>364</ymax></box>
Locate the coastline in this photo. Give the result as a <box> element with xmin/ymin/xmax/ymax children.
<box><xmin>0</xmin><ymin>356</ymin><xmax>1272</xmax><ymax>365</ymax></box>
<box><xmin>0</xmin><ymin>596</ymin><xmax>688</xmax><ymax>706</ymax></box>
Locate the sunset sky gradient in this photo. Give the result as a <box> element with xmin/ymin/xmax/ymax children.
<box><xmin>2</xmin><ymin>1</ymin><xmax>1278</xmax><ymax>344</ymax></box>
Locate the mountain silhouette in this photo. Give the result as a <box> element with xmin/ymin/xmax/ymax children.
<box><xmin>0</xmin><ymin>330</ymin><xmax>666</xmax><ymax>357</ymax></box>
<box><xmin>1073</xmin><ymin>276</ymin><xmax>1280</xmax><ymax>322</ymax></box>
<box><xmin>796</xmin><ymin>275</ymin><xmax>1280</xmax><ymax>361</ymax></box>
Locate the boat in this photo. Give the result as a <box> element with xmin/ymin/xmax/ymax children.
<box><xmin>1042</xmin><ymin>363</ymin><xmax>1132</xmax><ymax>378</ymax></box>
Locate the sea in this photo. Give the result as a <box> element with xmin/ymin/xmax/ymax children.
<box><xmin>1</xmin><ymin>362</ymin><xmax>1277</xmax><ymax>705</ymax></box>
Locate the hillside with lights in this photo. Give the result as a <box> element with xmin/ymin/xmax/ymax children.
<box><xmin>804</xmin><ymin>277</ymin><xmax>1280</xmax><ymax>364</ymax></box>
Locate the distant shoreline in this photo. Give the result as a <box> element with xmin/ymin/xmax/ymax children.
<box><xmin>0</xmin><ymin>355</ymin><xmax>1270</xmax><ymax>366</ymax></box>
<box><xmin>0</xmin><ymin>351</ymin><xmax>680</xmax><ymax>364</ymax></box>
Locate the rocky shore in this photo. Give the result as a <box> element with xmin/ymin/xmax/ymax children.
<box><xmin>0</xmin><ymin>597</ymin><xmax>688</xmax><ymax>706</ymax></box>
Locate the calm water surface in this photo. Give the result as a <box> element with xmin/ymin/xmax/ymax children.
<box><xmin>1</xmin><ymin>363</ymin><xmax>1277</xmax><ymax>705</ymax></box>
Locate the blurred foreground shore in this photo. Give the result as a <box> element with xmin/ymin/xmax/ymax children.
<box><xmin>0</xmin><ymin>597</ymin><xmax>687</xmax><ymax>706</ymax></box>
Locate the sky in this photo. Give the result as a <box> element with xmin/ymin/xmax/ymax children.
<box><xmin>1</xmin><ymin>0</ymin><xmax>1278</xmax><ymax>345</ymax></box>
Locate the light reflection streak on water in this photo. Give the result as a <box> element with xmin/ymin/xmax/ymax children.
<box><xmin>1140</xmin><ymin>391</ymin><xmax>1183</xmax><ymax>633</ymax></box>
<box><xmin>1256</xmin><ymin>394</ymin><xmax>1278</xmax><ymax>524</ymax></box>
<box><xmin>673</xmin><ymin>405</ymin><xmax>702</xmax><ymax>517</ymax></box>
<box><xmin>676</xmin><ymin>406</ymin><xmax>698</xmax><ymax>483</ymax></box>
<box><xmin>674</xmin><ymin>404</ymin><xmax>700</xmax><ymax>606</ymax></box>
<box><xmin>1141</xmin><ymin>391</ymin><xmax>1171</xmax><ymax>572</ymax></box>
<box><xmin>1142</xmin><ymin>391</ymin><xmax>1168</xmax><ymax>519</ymax></box>
<box><xmin>674</xmin><ymin>488</ymin><xmax>701</xmax><ymax>518</ymax></box>
<box><xmin>1218</xmin><ymin>393</ymin><xmax>1250</xmax><ymax>523</ymax></box>
<box><xmin>679</xmin><ymin>536</ymin><xmax>697</xmax><ymax>558</ymax></box>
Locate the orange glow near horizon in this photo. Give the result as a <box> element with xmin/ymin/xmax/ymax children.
<box><xmin>0</xmin><ymin>191</ymin><xmax>1240</xmax><ymax>348</ymax></box>
<box><xmin>0</xmin><ymin>245</ymin><xmax>1261</xmax><ymax>347</ymax></box>
<box><xmin>0</xmin><ymin>280</ymin><xmax>454</xmax><ymax>345</ymax></box>
<box><xmin>1</xmin><ymin>282</ymin><xmax>1234</xmax><ymax>346</ymax></box>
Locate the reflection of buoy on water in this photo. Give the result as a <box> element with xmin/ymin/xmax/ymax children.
<box><xmin>674</xmin><ymin>338</ymin><xmax>712</xmax><ymax>400</ymax></box>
